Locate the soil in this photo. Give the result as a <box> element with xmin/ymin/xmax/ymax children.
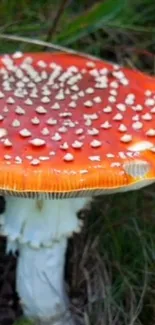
<box><xmin>0</xmin><ymin>237</ymin><xmax>21</xmax><ymax>325</ymax></box>
<box><xmin>0</xmin><ymin>196</ymin><xmax>21</xmax><ymax>325</ymax></box>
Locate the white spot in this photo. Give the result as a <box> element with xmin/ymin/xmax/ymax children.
<box><xmin>24</xmin><ymin>98</ymin><xmax>33</xmax><ymax>105</ymax></box>
<box><xmin>36</xmin><ymin>106</ymin><xmax>47</xmax><ymax>114</ymax></box>
<box><xmin>109</xmin><ymin>89</ymin><xmax>117</xmax><ymax>96</ymax></box>
<box><xmin>26</xmin><ymin>156</ymin><xmax>33</xmax><ymax>160</ymax></box>
<box><xmin>71</xmin><ymin>85</ymin><xmax>79</xmax><ymax>92</ymax></box>
<box><xmin>7</xmin><ymin>97</ymin><xmax>15</xmax><ymax>104</ymax></box>
<box><xmin>142</xmin><ymin>113</ymin><xmax>152</xmax><ymax>121</ymax></box>
<box><xmin>132</xmin><ymin>121</ymin><xmax>143</xmax><ymax>130</ymax></box>
<box><xmin>69</xmin><ymin>101</ymin><xmax>76</xmax><ymax>108</ymax></box>
<box><xmin>151</xmin><ymin>107</ymin><xmax>155</xmax><ymax>113</ymax></box>
<box><xmin>41</xmin><ymin>96</ymin><xmax>50</xmax><ymax>103</ymax></box>
<box><xmin>101</xmin><ymin>121</ymin><xmax>111</xmax><ymax>129</ymax></box>
<box><xmin>59</xmin><ymin>112</ymin><xmax>72</xmax><ymax>118</ymax></box>
<box><xmin>84</xmin><ymin>100</ymin><xmax>93</xmax><ymax>107</ymax></box>
<box><xmin>120</xmin><ymin>78</ymin><xmax>129</xmax><ymax>86</ymax></box>
<box><xmin>85</xmin><ymin>119</ymin><xmax>92</xmax><ymax>126</ymax></box>
<box><xmin>145</xmin><ymin>90</ymin><xmax>152</xmax><ymax>96</ymax></box>
<box><xmin>39</xmin><ymin>156</ymin><xmax>49</xmax><ymax>161</ymax></box>
<box><xmin>113</xmin><ymin>113</ymin><xmax>123</xmax><ymax>121</ymax></box>
<box><xmin>103</xmin><ymin>106</ymin><xmax>112</xmax><ymax>113</ymax></box>
<box><xmin>31</xmin><ymin>159</ymin><xmax>40</xmax><ymax>166</ymax></box>
<box><xmin>89</xmin><ymin>155</ymin><xmax>100</xmax><ymax>161</ymax></box>
<box><xmin>42</xmin><ymin>88</ymin><xmax>51</xmax><ymax>96</ymax></box>
<box><xmin>12</xmin><ymin>51</ymin><xmax>23</xmax><ymax>59</ymax></box>
<box><xmin>145</xmin><ymin>98</ymin><xmax>155</xmax><ymax>106</ymax></box>
<box><xmin>60</xmin><ymin>142</ymin><xmax>69</xmax><ymax>150</ymax></box>
<box><xmin>71</xmin><ymin>94</ymin><xmax>78</xmax><ymax>101</ymax></box>
<box><xmin>41</xmin><ymin>128</ymin><xmax>50</xmax><ymax>136</ymax></box>
<box><xmin>31</xmin><ymin>117</ymin><xmax>40</xmax><ymax>125</ymax></box>
<box><xmin>116</xmin><ymin>103</ymin><xmax>126</xmax><ymax>112</ymax></box>
<box><xmin>51</xmin><ymin>132</ymin><xmax>62</xmax><ymax>141</ymax></box>
<box><xmin>85</xmin><ymin>87</ymin><xmax>94</xmax><ymax>94</ymax></box>
<box><xmin>64</xmin><ymin>120</ymin><xmax>75</xmax><ymax>128</ymax></box>
<box><xmin>75</xmin><ymin>128</ymin><xmax>84</xmax><ymax>135</ymax></box>
<box><xmin>120</xmin><ymin>134</ymin><xmax>132</xmax><ymax>143</ymax></box>
<box><xmin>15</xmin><ymin>156</ymin><xmax>22</xmax><ymax>164</ymax></box>
<box><xmin>72</xmin><ymin>140</ymin><xmax>83</xmax><ymax>148</ymax></box>
<box><xmin>30</xmin><ymin>89</ymin><xmax>38</xmax><ymax>98</ymax></box>
<box><xmin>37</xmin><ymin>60</ymin><xmax>47</xmax><ymax>68</ymax></box>
<box><xmin>80</xmin><ymin>169</ymin><xmax>88</xmax><ymax>174</ymax></box>
<box><xmin>0</xmin><ymin>128</ymin><xmax>7</xmax><ymax>138</ymax></box>
<box><xmin>86</xmin><ymin>61</ymin><xmax>96</xmax><ymax>68</ymax></box>
<box><xmin>19</xmin><ymin>129</ymin><xmax>31</xmax><ymax>137</ymax></box>
<box><xmin>3</xmin><ymin>106</ymin><xmax>8</xmax><ymax>113</ymax></box>
<box><xmin>83</xmin><ymin>113</ymin><xmax>98</xmax><ymax>120</ymax></box>
<box><xmin>118</xmin><ymin>152</ymin><xmax>127</xmax><ymax>159</ymax></box>
<box><xmin>118</xmin><ymin>124</ymin><xmax>127</xmax><ymax>132</ymax></box>
<box><xmin>12</xmin><ymin>119</ymin><xmax>20</xmax><ymax>127</ymax></box>
<box><xmin>46</xmin><ymin>118</ymin><xmax>57</xmax><ymax>126</ymax></box>
<box><xmin>51</xmin><ymin>103</ymin><xmax>60</xmax><ymax>110</ymax></box>
<box><xmin>78</xmin><ymin>90</ymin><xmax>85</xmax><ymax>97</ymax></box>
<box><xmin>27</xmin><ymin>82</ymin><xmax>35</xmax><ymax>89</ymax></box>
<box><xmin>63</xmin><ymin>153</ymin><xmax>74</xmax><ymax>161</ymax></box>
<box><xmin>108</xmin><ymin>96</ymin><xmax>116</xmax><ymax>103</ymax></box>
<box><xmin>93</xmin><ymin>96</ymin><xmax>102</xmax><ymax>103</ymax></box>
<box><xmin>110</xmin><ymin>81</ymin><xmax>119</xmax><ymax>88</ymax></box>
<box><xmin>95</xmin><ymin>82</ymin><xmax>108</xmax><ymax>89</ymax></box>
<box><xmin>3</xmin><ymin>138</ymin><xmax>12</xmax><ymax>146</ymax></box>
<box><xmin>132</xmin><ymin>104</ymin><xmax>143</xmax><ymax>112</ymax></box>
<box><xmin>125</xmin><ymin>94</ymin><xmax>135</xmax><ymax>105</ymax></box>
<box><xmin>4</xmin><ymin>154</ymin><xmax>11</xmax><ymax>160</ymax></box>
<box><xmin>0</xmin><ymin>91</ymin><xmax>4</xmax><ymax>98</ymax></box>
<box><xmin>129</xmin><ymin>141</ymin><xmax>154</xmax><ymax>152</ymax></box>
<box><xmin>49</xmin><ymin>151</ymin><xmax>55</xmax><ymax>156</ymax></box>
<box><xmin>87</xmin><ymin>128</ymin><xmax>99</xmax><ymax>135</ymax></box>
<box><xmin>146</xmin><ymin>129</ymin><xmax>155</xmax><ymax>137</ymax></box>
<box><xmin>65</xmin><ymin>88</ymin><xmax>71</xmax><ymax>95</ymax></box>
<box><xmin>30</xmin><ymin>138</ymin><xmax>46</xmax><ymax>146</ymax></box>
<box><xmin>100</xmin><ymin>67</ymin><xmax>108</xmax><ymax>75</ymax></box>
<box><xmin>89</xmin><ymin>69</ymin><xmax>99</xmax><ymax>77</ymax></box>
<box><xmin>55</xmin><ymin>90</ymin><xmax>65</xmax><ymax>101</ymax></box>
<box><xmin>90</xmin><ymin>139</ymin><xmax>102</xmax><ymax>148</ymax></box>
<box><xmin>58</xmin><ymin>126</ymin><xmax>67</xmax><ymax>133</ymax></box>
<box><xmin>132</xmin><ymin>114</ymin><xmax>139</xmax><ymax>121</ymax></box>
<box><xmin>15</xmin><ymin>106</ymin><xmax>25</xmax><ymax>115</ymax></box>
<box><xmin>107</xmin><ymin>153</ymin><xmax>115</xmax><ymax>158</ymax></box>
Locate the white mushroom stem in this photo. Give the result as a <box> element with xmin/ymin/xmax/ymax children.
<box><xmin>2</xmin><ymin>196</ymin><xmax>89</xmax><ymax>325</ymax></box>
<box><xmin>17</xmin><ymin>240</ymin><xmax>72</xmax><ymax>325</ymax></box>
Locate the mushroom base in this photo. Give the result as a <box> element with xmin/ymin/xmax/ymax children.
<box><xmin>17</xmin><ymin>240</ymin><xmax>74</xmax><ymax>325</ymax></box>
<box><xmin>2</xmin><ymin>196</ymin><xmax>89</xmax><ymax>325</ymax></box>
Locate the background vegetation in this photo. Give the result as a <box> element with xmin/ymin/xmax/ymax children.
<box><xmin>0</xmin><ymin>0</ymin><xmax>155</xmax><ymax>324</ymax></box>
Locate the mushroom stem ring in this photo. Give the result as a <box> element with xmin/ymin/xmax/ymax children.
<box><xmin>2</xmin><ymin>196</ymin><xmax>88</xmax><ymax>325</ymax></box>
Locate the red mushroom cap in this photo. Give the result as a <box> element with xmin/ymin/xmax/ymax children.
<box><xmin>0</xmin><ymin>51</ymin><xmax>154</xmax><ymax>196</ymax></box>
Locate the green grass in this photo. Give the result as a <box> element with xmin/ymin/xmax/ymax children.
<box><xmin>69</xmin><ymin>188</ymin><xmax>155</xmax><ymax>325</ymax></box>
<box><xmin>13</xmin><ymin>319</ymin><xmax>34</xmax><ymax>325</ymax></box>
<box><xmin>0</xmin><ymin>0</ymin><xmax>155</xmax><ymax>324</ymax></box>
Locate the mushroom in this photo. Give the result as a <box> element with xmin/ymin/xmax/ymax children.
<box><xmin>0</xmin><ymin>51</ymin><xmax>155</xmax><ymax>325</ymax></box>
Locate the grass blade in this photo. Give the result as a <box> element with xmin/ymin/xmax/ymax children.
<box><xmin>55</xmin><ymin>0</ymin><xmax>125</xmax><ymax>44</ymax></box>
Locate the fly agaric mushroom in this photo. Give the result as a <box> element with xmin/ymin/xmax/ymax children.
<box><xmin>0</xmin><ymin>51</ymin><xmax>155</xmax><ymax>325</ymax></box>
